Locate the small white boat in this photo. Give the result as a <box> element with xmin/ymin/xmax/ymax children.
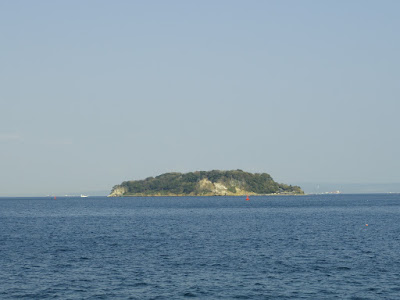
<box><xmin>80</xmin><ymin>194</ymin><xmax>88</xmax><ymax>198</ymax></box>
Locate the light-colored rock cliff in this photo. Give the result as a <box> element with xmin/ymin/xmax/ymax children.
<box><xmin>108</xmin><ymin>186</ymin><xmax>128</xmax><ymax>197</ymax></box>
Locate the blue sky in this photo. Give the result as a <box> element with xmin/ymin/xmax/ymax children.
<box><xmin>1</xmin><ymin>1</ymin><xmax>399</xmax><ymax>195</ymax></box>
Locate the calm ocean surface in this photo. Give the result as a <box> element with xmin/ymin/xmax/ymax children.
<box><xmin>1</xmin><ymin>194</ymin><xmax>400</xmax><ymax>299</ymax></box>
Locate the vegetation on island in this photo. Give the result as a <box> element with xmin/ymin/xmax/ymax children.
<box><xmin>109</xmin><ymin>170</ymin><xmax>303</xmax><ymax>197</ymax></box>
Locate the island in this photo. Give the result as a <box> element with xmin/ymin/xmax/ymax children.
<box><xmin>109</xmin><ymin>170</ymin><xmax>304</xmax><ymax>197</ymax></box>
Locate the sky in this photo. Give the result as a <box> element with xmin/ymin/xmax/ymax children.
<box><xmin>1</xmin><ymin>1</ymin><xmax>399</xmax><ymax>196</ymax></box>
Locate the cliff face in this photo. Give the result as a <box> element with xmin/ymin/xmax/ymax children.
<box><xmin>109</xmin><ymin>170</ymin><xmax>304</xmax><ymax>197</ymax></box>
<box><xmin>108</xmin><ymin>186</ymin><xmax>127</xmax><ymax>197</ymax></box>
<box><xmin>196</xmin><ymin>178</ymin><xmax>248</xmax><ymax>196</ymax></box>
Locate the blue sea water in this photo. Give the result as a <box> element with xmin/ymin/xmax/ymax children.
<box><xmin>1</xmin><ymin>194</ymin><xmax>400</xmax><ymax>299</ymax></box>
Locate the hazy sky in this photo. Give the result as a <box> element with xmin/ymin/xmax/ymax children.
<box><xmin>1</xmin><ymin>1</ymin><xmax>399</xmax><ymax>196</ymax></box>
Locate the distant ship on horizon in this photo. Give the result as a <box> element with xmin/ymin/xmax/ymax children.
<box><xmin>80</xmin><ymin>194</ymin><xmax>88</xmax><ymax>198</ymax></box>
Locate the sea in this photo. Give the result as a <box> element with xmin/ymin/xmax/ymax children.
<box><xmin>1</xmin><ymin>194</ymin><xmax>400</xmax><ymax>299</ymax></box>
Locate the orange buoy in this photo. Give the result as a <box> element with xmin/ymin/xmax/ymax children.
<box><xmin>365</xmin><ymin>224</ymin><xmax>368</xmax><ymax>226</ymax></box>
<box><xmin>246</xmin><ymin>195</ymin><xmax>249</xmax><ymax>201</ymax></box>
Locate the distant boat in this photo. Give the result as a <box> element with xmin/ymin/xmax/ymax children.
<box><xmin>80</xmin><ymin>194</ymin><xmax>88</xmax><ymax>198</ymax></box>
